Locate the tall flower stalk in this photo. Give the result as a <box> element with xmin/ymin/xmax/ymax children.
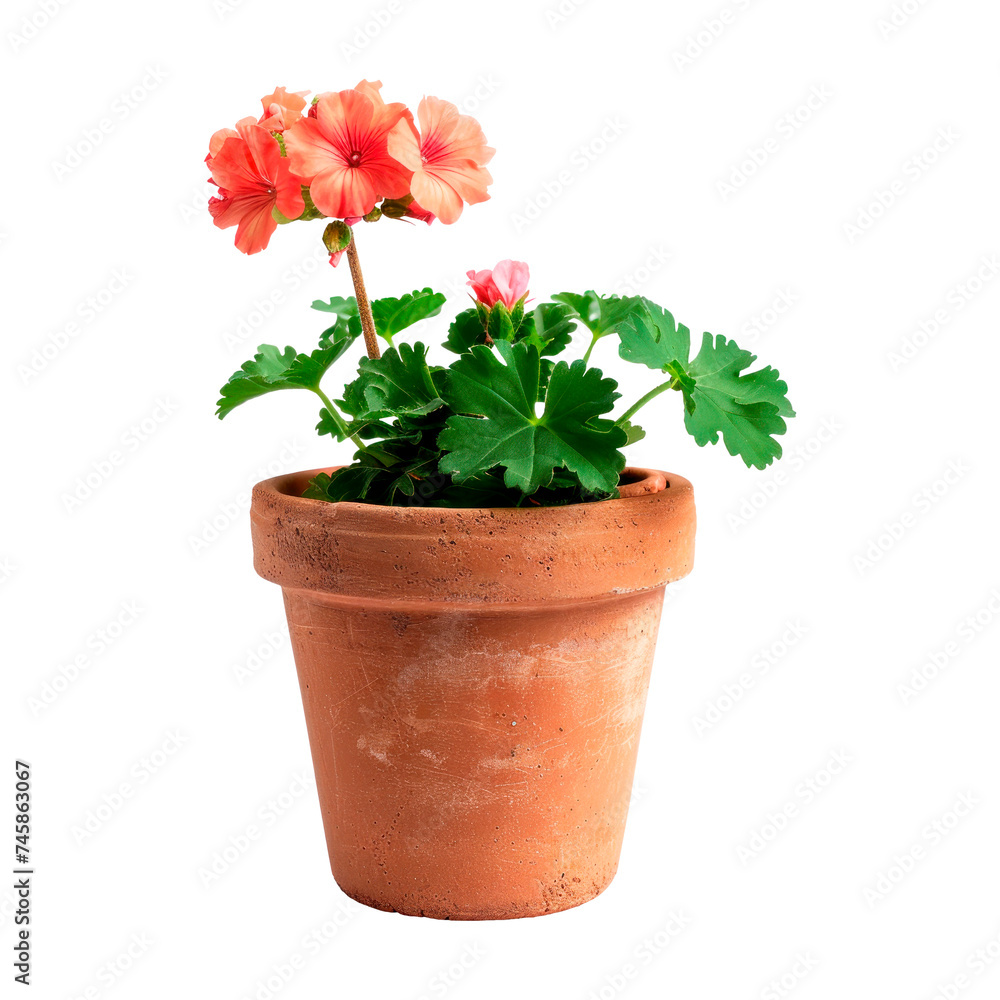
<box><xmin>344</xmin><ymin>233</ymin><xmax>380</xmax><ymax>360</ymax></box>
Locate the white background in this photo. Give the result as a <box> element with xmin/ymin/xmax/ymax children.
<box><xmin>4</xmin><ymin>0</ymin><xmax>1000</xmax><ymax>997</ymax></box>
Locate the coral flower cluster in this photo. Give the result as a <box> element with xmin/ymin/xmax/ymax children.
<box><xmin>206</xmin><ymin>81</ymin><xmax>494</xmax><ymax>255</ymax></box>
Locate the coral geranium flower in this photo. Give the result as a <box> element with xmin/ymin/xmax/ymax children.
<box><xmin>353</xmin><ymin>79</ymin><xmax>386</xmax><ymax>106</ymax></box>
<box><xmin>258</xmin><ymin>86</ymin><xmax>309</xmax><ymax>132</ymax></box>
<box><xmin>206</xmin><ymin>118</ymin><xmax>247</xmax><ymax>165</ymax></box>
<box><xmin>283</xmin><ymin>89</ymin><xmax>411</xmax><ymax>220</ymax></box>
<box><xmin>207</xmin><ymin>120</ymin><xmax>305</xmax><ymax>254</ymax></box>
<box><xmin>387</xmin><ymin>97</ymin><xmax>494</xmax><ymax>225</ymax></box>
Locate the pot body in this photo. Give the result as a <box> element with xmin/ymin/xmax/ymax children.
<box><xmin>251</xmin><ymin>468</ymin><xmax>695</xmax><ymax>919</ymax></box>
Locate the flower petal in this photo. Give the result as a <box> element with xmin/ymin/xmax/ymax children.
<box><xmin>411</xmin><ymin>170</ymin><xmax>465</xmax><ymax>224</ymax></box>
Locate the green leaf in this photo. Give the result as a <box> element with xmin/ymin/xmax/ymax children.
<box><xmin>232</xmin><ymin>343</ymin><xmax>297</xmax><ymax>382</ymax></box>
<box><xmin>312</xmin><ymin>296</ymin><xmax>363</xmax><ymax>358</ymax></box>
<box><xmin>217</xmin><ymin>342</ymin><xmax>348</xmax><ymax>419</ymax></box>
<box><xmin>426</xmin><ymin>472</ymin><xmax>522</xmax><ymax>508</ymax></box>
<box><xmin>311</xmin><ymin>296</ymin><xmax>358</xmax><ymax>319</ymax></box>
<box><xmin>552</xmin><ymin>291</ymin><xmax>641</xmax><ymax>339</ymax></box>
<box><xmin>319</xmin><ymin>314</ymin><xmax>362</xmax><ymax>355</ymax></box>
<box><xmin>551</xmin><ymin>291</ymin><xmax>599</xmax><ymax>326</ymax></box>
<box><xmin>370</xmin><ymin>288</ymin><xmax>446</xmax><ymax>343</ymax></box>
<box><xmin>516</xmin><ymin>302</ymin><xmax>577</xmax><ymax>358</ymax></box>
<box><xmin>679</xmin><ymin>333</ymin><xmax>794</xmax><ymax>469</ymax></box>
<box><xmin>280</xmin><ymin>345</ymin><xmax>346</xmax><ymax>391</ymax></box>
<box><xmin>303</xmin><ymin>472</ymin><xmax>333</xmax><ymax>500</ymax></box>
<box><xmin>615</xmin><ymin>298</ymin><xmax>793</xmax><ymax>469</ymax></box>
<box><xmin>621</xmin><ymin>420</ymin><xmax>646</xmax><ymax>445</ymax></box>
<box><xmin>216</xmin><ymin>344</ymin><xmax>297</xmax><ymax>419</ymax></box>
<box><xmin>438</xmin><ymin>340</ymin><xmax>627</xmax><ymax>495</ymax></box>
<box><xmin>444</xmin><ymin>308</ymin><xmax>484</xmax><ymax>355</ymax></box>
<box><xmin>320</xmin><ymin>440</ymin><xmax>444</xmax><ymax>504</ymax></box>
<box><xmin>325</xmin><ymin>466</ymin><xmax>389</xmax><ymax>503</ymax></box>
<box><xmin>346</xmin><ymin>342</ymin><xmax>446</xmax><ymax>419</ymax></box>
<box><xmin>617</xmin><ymin>300</ymin><xmax>691</xmax><ymax>372</ymax></box>
<box><xmin>316</xmin><ymin>407</ymin><xmax>396</xmax><ymax>443</ymax></box>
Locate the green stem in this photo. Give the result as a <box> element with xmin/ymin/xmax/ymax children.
<box><xmin>617</xmin><ymin>379</ymin><xmax>677</xmax><ymax>426</ymax></box>
<box><xmin>419</xmin><ymin>362</ymin><xmax>438</xmax><ymax>401</ymax></box>
<box><xmin>314</xmin><ymin>387</ymin><xmax>367</xmax><ymax>453</ymax></box>
<box><xmin>581</xmin><ymin>332</ymin><xmax>600</xmax><ymax>366</ymax></box>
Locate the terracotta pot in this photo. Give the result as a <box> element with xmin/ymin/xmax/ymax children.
<box><xmin>250</xmin><ymin>466</ymin><xmax>695</xmax><ymax>920</ymax></box>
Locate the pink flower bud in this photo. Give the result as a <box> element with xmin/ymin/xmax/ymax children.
<box><xmin>466</xmin><ymin>260</ymin><xmax>530</xmax><ymax>310</ymax></box>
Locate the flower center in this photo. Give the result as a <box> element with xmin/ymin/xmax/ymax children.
<box><xmin>349</xmin><ymin>150</ymin><xmax>363</xmax><ymax>166</ymax></box>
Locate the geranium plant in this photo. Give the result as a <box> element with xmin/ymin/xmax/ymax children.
<box><xmin>209</xmin><ymin>82</ymin><xmax>794</xmax><ymax>507</ymax></box>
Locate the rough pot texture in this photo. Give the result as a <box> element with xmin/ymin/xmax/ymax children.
<box><xmin>250</xmin><ymin>467</ymin><xmax>695</xmax><ymax>920</ymax></box>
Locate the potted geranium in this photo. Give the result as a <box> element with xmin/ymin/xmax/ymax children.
<box><xmin>206</xmin><ymin>81</ymin><xmax>794</xmax><ymax>920</ymax></box>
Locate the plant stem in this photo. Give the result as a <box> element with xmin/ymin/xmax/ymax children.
<box><xmin>581</xmin><ymin>332</ymin><xmax>600</xmax><ymax>366</ymax></box>
<box><xmin>617</xmin><ymin>379</ymin><xmax>677</xmax><ymax>426</ymax></box>
<box><xmin>314</xmin><ymin>387</ymin><xmax>367</xmax><ymax>452</ymax></box>
<box><xmin>345</xmin><ymin>231</ymin><xmax>381</xmax><ymax>360</ymax></box>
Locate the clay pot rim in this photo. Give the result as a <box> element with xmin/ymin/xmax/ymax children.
<box><xmin>252</xmin><ymin>465</ymin><xmax>694</xmax><ymax>607</ymax></box>
<box><xmin>259</xmin><ymin>465</ymin><xmax>675</xmax><ymax>517</ymax></box>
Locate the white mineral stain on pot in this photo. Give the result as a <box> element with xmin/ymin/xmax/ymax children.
<box><xmin>356</xmin><ymin>734</ymin><xmax>390</xmax><ymax>764</ymax></box>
